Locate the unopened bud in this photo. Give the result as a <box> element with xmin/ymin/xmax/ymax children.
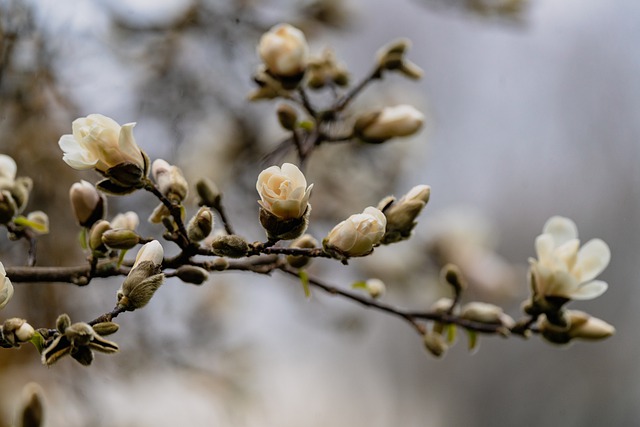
<box><xmin>152</xmin><ymin>159</ymin><xmax>188</xmax><ymax>203</ymax></box>
<box><xmin>20</xmin><ymin>382</ymin><xmax>45</xmax><ymax>427</ymax></box>
<box><xmin>0</xmin><ymin>190</ymin><xmax>18</xmax><ymax>224</ymax></box>
<box><xmin>176</xmin><ymin>265</ymin><xmax>210</xmax><ymax>285</ymax></box>
<box><xmin>210</xmin><ymin>258</ymin><xmax>229</xmax><ymax>271</ymax></box>
<box><xmin>381</xmin><ymin>185</ymin><xmax>431</xmax><ymax>244</ymax></box>
<box><xmin>1</xmin><ymin>318</ymin><xmax>35</xmax><ymax>346</ymax></box>
<box><xmin>110</xmin><ymin>211</ymin><xmax>139</xmax><ymax>230</ymax></box>
<box><xmin>277</xmin><ymin>103</ymin><xmax>298</xmax><ymax>131</ymax></box>
<box><xmin>375</xmin><ymin>38</ymin><xmax>423</xmax><ymax>79</ymax></box>
<box><xmin>354</xmin><ymin>105</ymin><xmax>424</xmax><ymax>144</ymax></box>
<box><xmin>11</xmin><ymin>177</ymin><xmax>32</xmax><ymax>213</ymax></box>
<box><xmin>91</xmin><ymin>322</ymin><xmax>119</xmax><ymax>336</ymax></box>
<box><xmin>441</xmin><ymin>263</ymin><xmax>466</xmax><ymax>294</ymax></box>
<box><xmin>26</xmin><ymin>211</ymin><xmax>49</xmax><ymax>234</ymax></box>
<box><xmin>211</xmin><ymin>235</ymin><xmax>249</xmax><ymax>258</ymax></box>
<box><xmin>539</xmin><ymin>310</ymin><xmax>615</xmax><ymax>345</ymax></box>
<box><xmin>286</xmin><ymin>234</ymin><xmax>318</xmax><ymax>268</ymax></box>
<box><xmin>89</xmin><ymin>220</ymin><xmax>112</xmax><ymax>253</ymax></box>
<box><xmin>423</xmin><ymin>332</ymin><xmax>448</xmax><ymax>358</ymax></box>
<box><xmin>101</xmin><ymin>229</ymin><xmax>140</xmax><ymax>250</ymax></box>
<box><xmin>259</xmin><ymin>206</ymin><xmax>310</xmax><ymax>242</ymax></box>
<box><xmin>196</xmin><ymin>178</ymin><xmax>222</xmax><ymax>208</ymax></box>
<box><xmin>69</xmin><ymin>180</ymin><xmax>105</xmax><ymax>227</ymax></box>
<box><xmin>187</xmin><ymin>207</ymin><xmax>213</xmax><ymax>242</ymax></box>
<box><xmin>365</xmin><ymin>278</ymin><xmax>386</xmax><ymax>299</ymax></box>
<box><xmin>117</xmin><ymin>241</ymin><xmax>165</xmax><ymax>311</ymax></box>
<box><xmin>258</xmin><ymin>23</ymin><xmax>309</xmax><ymax>88</ymax></box>
<box><xmin>460</xmin><ymin>302</ymin><xmax>514</xmax><ymax>329</ymax></box>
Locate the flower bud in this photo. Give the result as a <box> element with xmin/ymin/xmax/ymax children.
<box><xmin>430</xmin><ymin>298</ymin><xmax>455</xmax><ymax>335</ymax></box>
<box><xmin>376</xmin><ymin>38</ymin><xmax>424</xmax><ymax>79</ymax></box>
<box><xmin>259</xmin><ymin>206</ymin><xmax>310</xmax><ymax>241</ymax></box>
<box><xmin>460</xmin><ymin>302</ymin><xmax>515</xmax><ymax>329</ymax></box>
<box><xmin>117</xmin><ymin>240</ymin><xmax>164</xmax><ymax>311</ymax></box>
<box><xmin>423</xmin><ymin>332</ymin><xmax>448</xmax><ymax>358</ymax></box>
<box><xmin>277</xmin><ymin>103</ymin><xmax>298</xmax><ymax>131</ymax></box>
<box><xmin>0</xmin><ymin>154</ymin><xmax>17</xmax><ymax>181</ymax></box>
<box><xmin>0</xmin><ymin>190</ymin><xmax>18</xmax><ymax>224</ymax></box>
<box><xmin>539</xmin><ymin>310</ymin><xmax>615</xmax><ymax>345</ymax></box>
<box><xmin>365</xmin><ymin>278</ymin><xmax>386</xmax><ymax>299</ymax></box>
<box><xmin>92</xmin><ymin>322</ymin><xmax>119</xmax><ymax>336</ymax></box>
<box><xmin>196</xmin><ymin>178</ymin><xmax>222</xmax><ymax>208</ymax></box>
<box><xmin>152</xmin><ymin>159</ymin><xmax>188</xmax><ymax>203</ymax></box>
<box><xmin>176</xmin><ymin>265</ymin><xmax>210</xmax><ymax>285</ymax></box>
<box><xmin>187</xmin><ymin>207</ymin><xmax>213</xmax><ymax>242</ymax></box>
<box><xmin>380</xmin><ymin>184</ymin><xmax>431</xmax><ymax>244</ymax></box>
<box><xmin>441</xmin><ymin>263</ymin><xmax>466</xmax><ymax>294</ymax></box>
<box><xmin>323</xmin><ymin>207</ymin><xmax>386</xmax><ymax>259</ymax></box>
<box><xmin>24</xmin><ymin>211</ymin><xmax>49</xmax><ymax>234</ymax></box>
<box><xmin>89</xmin><ymin>220</ymin><xmax>112</xmax><ymax>253</ymax></box>
<box><xmin>69</xmin><ymin>180</ymin><xmax>105</xmax><ymax>227</ymax></box>
<box><xmin>211</xmin><ymin>235</ymin><xmax>249</xmax><ymax>258</ymax></box>
<box><xmin>286</xmin><ymin>234</ymin><xmax>319</xmax><ymax>269</ymax></box>
<box><xmin>0</xmin><ymin>261</ymin><xmax>14</xmax><ymax>310</ymax></box>
<box><xmin>354</xmin><ymin>105</ymin><xmax>424</xmax><ymax>144</ymax></box>
<box><xmin>110</xmin><ymin>211</ymin><xmax>139</xmax><ymax>230</ymax></box>
<box><xmin>11</xmin><ymin>177</ymin><xmax>32</xmax><ymax>212</ymax></box>
<box><xmin>258</xmin><ymin>23</ymin><xmax>309</xmax><ymax>87</ymax></box>
<box><xmin>257</xmin><ymin>163</ymin><xmax>313</xmax><ymax>220</ymax></box>
<box><xmin>101</xmin><ymin>229</ymin><xmax>140</xmax><ymax>250</ymax></box>
<box><xmin>1</xmin><ymin>318</ymin><xmax>34</xmax><ymax>346</ymax></box>
<box><xmin>19</xmin><ymin>382</ymin><xmax>44</xmax><ymax>427</ymax></box>
<box><xmin>210</xmin><ymin>258</ymin><xmax>229</xmax><ymax>271</ymax></box>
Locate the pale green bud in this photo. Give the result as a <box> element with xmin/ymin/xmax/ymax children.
<box><xmin>277</xmin><ymin>103</ymin><xmax>298</xmax><ymax>131</ymax></box>
<box><xmin>423</xmin><ymin>332</ymin><xmax>448</xmax><ymax>358</ymax></box>
<box><xmin>441</xmin><ymin>263</ymin><xmax>466</xmax><ymax>294</ymax></box>
<box><xmin>26</xmin><ymin>211</ymin><xmax>49</xmax><ymax>234</ymax></box>
<box><xmin>196</xmin><ymin>178</ymin><xmax>222</xmax><ymax>208</ymax></box>
<box><xmin>89</xmin><ymin>220</ymin><xmax>112</xmax><ymax>253</ymax></box>
<box><xmin>101</xmin><ymin>229</ymin><xmax>140</xmax><ymax>250</ymax></box>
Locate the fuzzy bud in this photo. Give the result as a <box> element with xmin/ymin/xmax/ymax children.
<box><xmin>277</xmin><ymin>103</ymin><xmax>298</xmax><ymax>131</ymax></box>
<box><xmin>211</xmin><ymin>235</ymin><xmax>249</xmax><ymax>258</ymax></box>
<box><xmin>423</xmin><ymin>332</ymin><xmax>448</xmax><ymax>358</ymax></box>
<box><xmin>539</xmin><ymin>310</ymin><xmax>615</xmax><ymax>345</ymax></box>
<box><xmin>69</xmin><ymin>180</ymin><xmax>105</xmax><ymax>227</ymax></box>
<box><xmin>2</xmin><ymin>318</ymin><xmax>35</xmax><ymax>347</ymax></box>
<box><xmin>460</xmin><ymin>302</ymin><xmax>515</xmax><ymax>330</ymax></box>
<box><xmin>196</xmin><ymin>178</ymin><xmax>222</xmax><ymax>208</ymax></box>
<box><xmin>441</xmin><ymin>263</ymin><xmax>467</xmax><ymax>294</ymax></box>
<box><xmin>210</xmin><ymin>258</ymin><xmax>229</xmax><ymax>271</ymax></box>
<box><xmin>152</xmin><ymin>159</ymin><xmax>188</xmax><ymax>203</ymax></box>
<box><xmin>286</xmin><ymin>234</ymin><xmax>319</xmax><ymax>268</ymax></box>
<box><xmin>110</xmin><ymin>211</ymin><xmax>139</xmax><ymax>230</ymax></box>
<box><xmin>176</xmin><ymin>265</ymin><xmax>210</xmax><ymax>285</ymax></box>
<box><xmin>187</xmin><ymin>207</ymin><xmax>214</xmax><ymax>242</ymax></box>
<box><xmin>376</xmin><ymin>38</ymin><xmax>423</xmax><ymax>79</ymax></box>
<box><xmin>380</xmin><ymin>184</ymin><xmax>430</xmax><ymax>244</ymax></box>
<box><xmin>259</xmin><ymin>206</ymin><xmax>310</xmax><ymax>241</ymax></box>
<box><xmin>117</xmin><ymin>240</ymin><xmax>164</xmax><ymax>311</ymax></box>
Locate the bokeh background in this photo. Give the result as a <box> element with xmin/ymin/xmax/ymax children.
<box><xmin>0</xmin><ymin>0</ymin><xmax>638</xmax><ymax>426</ymax></box>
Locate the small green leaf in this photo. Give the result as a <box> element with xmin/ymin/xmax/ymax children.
<box><xmin>299</xmin><ymin>270</ymin><xmax>311</xmax><ymax>299</ymax></box>
<box><xmin>351</xmin><ymin>281</ymin><xmax>367</xmax><ymax>290</ymax></box>
<box><xmin>446</xmin><ymin>324</ymin><xmax>457</xmax><ymax>343</ymax></box>
<box><xmin>466</xmin><ymin>330</ymin><xmax>478</xmax><ymax>352</ymax></box>
<box><xmin>298</xmin><ymin>120</ymin><xmax>315</xmax><ymax>131</ymax></box>
<box><xmin>29</xmin><ymin>331</ymin><xmax>45</xmax><ymax>354</ymax></box>
<box><xmin>79</xmin><ymin>228</ymin><xmax>88</xmax><ymax>250</ymax></box>
<box><xmin>12</xmin><ymin>216</ymin><xmax>47</xmax><ymax>233</ymax></box>
<box><xmin>117</xmin><ymin>249</ymin><xmax>128</xmax><ymax>268</ymax></box>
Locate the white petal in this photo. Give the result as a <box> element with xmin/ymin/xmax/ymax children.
<box><xmin>59</xmin><ymin>135</ymin><xmax>98</xmax><ymax>170</ymax></box>
<box><xmin>534</xmin><ymin>234</ymin><xmax>555</xmax><ymax>265</ymax></box>
<box><xmin>554</xmin><ymin>238</ymin><xmax>580</xmax><ymax>271</ymax></box>
<box><xmin>0</xmin><ymin>154</ymin><xmax>17</xmax><ymax>180</ymax></box>
<box><xmin>281</xmin><ymin>163</ymin><xmax>307</xmax><ymax>188</ymax></box>
<box><xmin>573</xmin><ymin>239</ymin><xmax>611</xmax><ymax>282</ymax></box>
<box><xmin>571</xmin><ymin>280</ymin><xmax>608</xmax><ymax>300</ymax></box>
<box><xmin>119</xmin><ymin>123</ymin><xmax>143</xmax><ymax>167</ymax></box>
<box><xmin>542</xmin><ymin>216</ymin><xmax>578</xmax><ymax>246</ymax></box>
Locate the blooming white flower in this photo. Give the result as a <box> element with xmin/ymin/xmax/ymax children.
<box><xmin>0</xmin><ymin>262</ymin><xmax>14</xmax><ymax>310</ymax></box>
<box><xmin>69</xmin><ymin>180</ymin><xmax>104</xmax><ymax>227</ymax></box>
<box><xmin>58</xmin><ymin>114</ymin><xmax>145</xmax><ymax>173</ymax></box>
<box><xmin>257</xmin><ymin>163</ymin><xmax>313</xmax><ymax>220</ymax></box>
<box><xmin>355</xmin><ymin>105</ymin><xmax>424</xmax><ymax>143</ymax></box>
<box><xmin>529</xmin><ymin>216</ymin><xmax>610</xmax><ymax>301</ymax></box>
<box><xmin>258</xmin><ymin>23</ymin><xmax>309</xmax><ymax>77</ymax></box>
<box><xmin>324</xmin><ymin>207</ymin><xmax>387</xmax><ymax>257</ymax></box>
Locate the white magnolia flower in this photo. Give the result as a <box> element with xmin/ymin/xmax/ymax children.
<box><xmin>356</xmin><ymin>105</ymin><xmax>424</xmax><ymax>142</ymax></box>
<box><xmin>257</xmin><ymin>163</ymin><xmax>313</xmax><ymax>219</ymax></box>
<box><xmin>258</xmin><ymin>23</ymin><xmax>309</xmax><ymax>77</ymax></box>
<box><xmin>530</xmin><ymin>216</ymin><xmax>610</xmax><ymax>300</ymax></box>
<box><xmin>324</xmin><ymin>207</ymin><xmax>387</xmax><ymax>257</ymax></box>
<box><xmin>0</xmin><ymin>262</ymin><xmax>14</xmax><ymax>309</ymax></box>
<box><xmin>58</xmin><ymin>114</ymin><xmax>144</xmax><ymax>173</ymax></box>
<box><xmin>69</xmin><ymin>180</ymin><xmax>103</xmax><ymax>226</ymax></box>
<box><xmin>133</xmin><ymin>240</ymin><xmax>164</xmax><ymax>269</ymax></box>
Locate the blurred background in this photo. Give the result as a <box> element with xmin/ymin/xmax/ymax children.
<box><xmin>0</xmin><ymin>0</ymin><xmax>638</xmax><ymax>425</ymax></box>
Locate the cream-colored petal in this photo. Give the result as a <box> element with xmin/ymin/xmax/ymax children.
<box><xmin>271</xmin><ymin>199</ymin><xmax>303</xmax><ymax>219</ymax></box>
<box><xmin>59</xmin><ymin>135</ymin><xmax>98</xmax><ymax>170</ymax></box>
<box><xmin>572</xmin><ymin>239</ymin><xmax>611</xmax><ymax>283</ymax></box>
<box><xmin>363</xmin><ymin>206</ymin><xmax>387</xmax><ymax>227</ymax></box>
<box><xmin>571</xmin><ymin>280</ymin><xmax>608</xmax><ymax>300</ymax></box>
<box><xmin>534</xmin><ymin>234</ymin><xmax>555</xmax><ymax>264</ymax></box>
<box><xmin>281</xmin><ymin>163</ymin><xmax>307</xmax><ymax>188</ymax></box>
<box><xmin>542</xmin><ymin>216</ymin><xmax>578</xmax><ymax>246</ymax></box>
<box><xmin>0</xmin><ymin>278</ymin><xmax>13</xmax><ymax>309</ymax></box>
<box><xmin>0</xmin><ymin>154</ymin><xmax>17</xmax><ymax>180</ymax></box>
<box><xmin>554</xmin><ymin>238</ymin><xmax>580</xmax><ymax>271</ymax></box>
<box><xmin>118</xmin><ymin>123</ymin><xmax>143</xmax><ymax>167</ymax></box>
<box><xmin>543</xmin><ymin>270</ymin><xmax>578</xmax><ymax>298</ymax></box>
